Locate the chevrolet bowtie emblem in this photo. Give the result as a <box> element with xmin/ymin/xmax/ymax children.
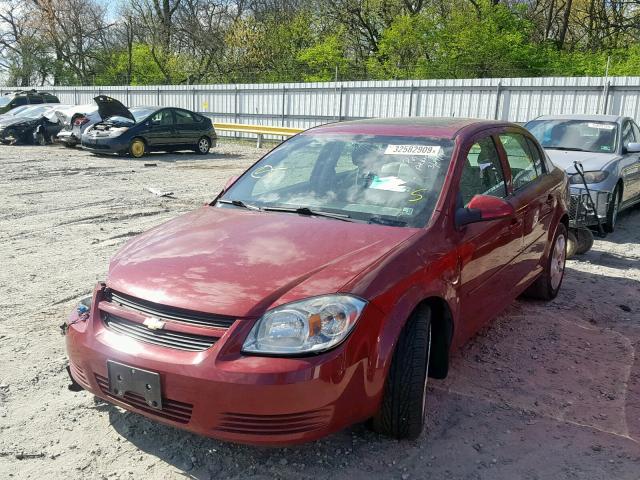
<box><xmin>143</xmin><ymin>317</ymin><xmax>166</xmax><ymax>330</ymax></box>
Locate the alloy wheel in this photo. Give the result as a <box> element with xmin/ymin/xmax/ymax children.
<box><xmin>198</xmin><ymin>138</ymin><xmax>210</xmax><ymax>153</ymax></box>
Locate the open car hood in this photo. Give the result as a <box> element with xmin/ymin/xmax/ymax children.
<box><xmin>93</xmin><ymin>95</ymin><xmax>134</xmax><ymax>123</ymax></box>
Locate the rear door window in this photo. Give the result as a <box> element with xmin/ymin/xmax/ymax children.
<box><xmin>175</xmin><ymin>110</ymin><xmax>195</xmax><ymax>125</ymax></box>
<box><xmin>525</xmin><ymin>137</ymin><xmax>547</xmax><ymax>175</ymax></box>
<box><xmin>13</xmin><ymin>97</ymin><xmax>28</xmax><ymax>107</ymax></box>
<box><xmin>499</xmin><ymin>133</ymin><xmax>539</xmax><ymax>191</ymax></box>
<box><xmin>459</xmin><ymin>137</ymin><xmax>507</xmax><ymax>206</ymax></box>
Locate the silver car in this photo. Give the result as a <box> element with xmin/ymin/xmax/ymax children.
<box><xmin>526</xmin><ymin>114</ymin><xmax>640</xmax><ymax>232</ymax></box>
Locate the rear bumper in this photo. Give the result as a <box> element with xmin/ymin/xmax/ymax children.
<box><xmin>65</xmin><ymin>289</ymin><xmax>385</xmax><ymax>446</ymax></box>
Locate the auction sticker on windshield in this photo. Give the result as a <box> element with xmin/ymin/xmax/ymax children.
<box><xmin>385</xmin><ymin>145</ymin><xmax>441</xmax><ymax>156</ymax></box>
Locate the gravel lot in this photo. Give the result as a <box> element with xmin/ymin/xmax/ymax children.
<box><xmin>0</xmin><ymin>143</ymin><xmax>639</xmax><ymax>479</ymax></box>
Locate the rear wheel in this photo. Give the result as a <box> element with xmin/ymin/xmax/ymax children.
<box><xmin>524</xmin><ymin>223</ymin><xmax>567</xmax><ymax>300</ymax></box>
<box><xmin>129</xmin><ymin>138</ymin><xmax>146</xmax><ymax>158</ymax></box>
<box><xmin>195</xmin><ymin>136</ymin><xmax>211</xmax><ymax>155</ymax></box>
<box><xmin>604</xmin><ymin>185</ymin><xmax>621</xmax><ymax>233</ymax></box>
<box><xmin>370</xmin><ymin>306</ymin><xmax>431</xmax><ymax>440</ymax></box>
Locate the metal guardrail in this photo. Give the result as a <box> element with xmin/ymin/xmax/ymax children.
<box><xmin>213</xmin><ymin>122</ymin><xmax>304</xmax><ymax>147</ymax></box>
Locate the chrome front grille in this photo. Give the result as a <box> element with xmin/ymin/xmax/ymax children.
<box><xmin>102</xmin><ymin>313</ymin><xmax>218</xmax><ymax>352</ymax></box>
<box><xmin>106</xmin><ymin>290</ymin><xmax>235</xmax><ymax>329</ymax></box>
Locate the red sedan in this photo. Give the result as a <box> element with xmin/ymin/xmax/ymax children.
<box><xmin>64</xmin><ymin>118</ymin><xmax>569</xmax><ymax>445</ymax></box>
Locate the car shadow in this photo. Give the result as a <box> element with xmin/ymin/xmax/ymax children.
<box><xmin>95</xmin><ymin>262</ymin><xmax>640</xmax><ymax>479</ymax></box>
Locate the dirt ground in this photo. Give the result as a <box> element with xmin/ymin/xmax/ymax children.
<box><xmin>0</xmin><ymin>143</ymin><xmax>638</xmax><ymax>480</ymax></box>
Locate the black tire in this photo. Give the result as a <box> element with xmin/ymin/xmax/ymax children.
<box><xmin>524</xmin><ymin>223</ymin><xmax>567</xmax><ymax>300</ymax></box>
<box><xmin>63</xmin><ymin>142</ymin><xmax>77</xmax><ymax>148</ymax></box>
<box><xmin>566</xmin><ymin>230</ymin><xmax>578</xmax><ymax>259</ymax></box>
<box><xmin>370</xmin><ymin>306</ymin><xmax>432</xmax><ymax>440</ymax></box>
<box><xmin>195</xmin><ymin>136</ymin><xmax>211</xmax><ymax>155</ymax></box>
<box><xmin>604</xmin><ymin>185</ymin><xmax>621</xmax><ymax>233</ymax></box>
<box><xmin>574</xmin><ymin>228</ymin><xmax>594</xmax><ymax>255</ymax></box>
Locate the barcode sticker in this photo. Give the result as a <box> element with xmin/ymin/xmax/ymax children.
<box><xmin>385</xmin><ymin>144</ymin><xmax>441</xmax><ymax>156</ymax></box>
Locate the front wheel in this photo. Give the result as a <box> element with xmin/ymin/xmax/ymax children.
<box><xmin>129</xmin><ymin>138</ymin><xmax>146</xmax><ymax>158</ymax></box>
<box><xmin>195</xmin><ymin>136</ymin><xmax>211</xmax><ymax>155</ymax></box>
<box><xmin>370</xmin><ymin>306</ymin><xmax>432</xmax><ymax>440</ymax></box>
<box><xmin>604</xmin><ymin>185</ymin><xmax>621</xmax><ymax>233</ymax></box>
<box><xmin>524</xmin><ymin>223</ymin><xmax>567</xmax><ymax>300</ymax></box>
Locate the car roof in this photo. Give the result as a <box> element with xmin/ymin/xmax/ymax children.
<box><xmin>532</xmin><ymin>114</ymin><xmax>624</xmax><ymax>123</ymax></box>
<box><xmin>306</xmin><ymin>117</ymin><xmax>509</xmax><ymax>139</ymax></box>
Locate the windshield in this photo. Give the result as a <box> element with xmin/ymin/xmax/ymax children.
<box><xmin>220</xmin><ymin>133</ymin><xmax>454</xmax><ymax>228</ymax></box>
<box><xmin>131</xmin><ymin>107</ymin><xmax>156</xmax><ymax>122</ymax></box>
<box><xmin>526</xmin><ymin>119</ymin><xmax>618</xmax><ymax>154</ymax></box>
<box><xmin>0</xmin><ymin>97</ymin><xmax>11</xmax><ymax>107</ymax></box>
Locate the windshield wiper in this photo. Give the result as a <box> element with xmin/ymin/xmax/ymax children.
<box><xmin>368</xmin><ymin>216</ymin><xmax>407</xmax><ymax>227</ymax></box>
<box><xmin>262</xmin><ymin>206</ymin><xmax>352</xmax><ymax>222</ymax></box>
<box><xmin>217</xmin><ymin>199</ymin><xmax>262</xmax><ymax>211</ymax></box>
<box><xmin>544</xmin><ymin>146</ymin><xmax>587</xmax><ymax>152</ymax></box>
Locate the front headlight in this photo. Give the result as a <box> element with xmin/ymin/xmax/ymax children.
<box><xmin>108</xmin><ymin>127</ymin><xmax>129</xmax><ymax>137</ymax></box>
<box><xmin>569</xmin><ymin>170</ymin><xmax>609</xmax><ymax>184</ymax></box>
<box><xmin>242</xmin><ymin>295</ymin><xmax>367</xmax><ymax>355</ymax></box>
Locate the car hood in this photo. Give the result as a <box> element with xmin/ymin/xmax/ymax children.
<box><xmin>546</xmin><ymin>149</ymin><xmax>619</xmax><ymax>173</ymax></box>
<box><xmin>93</xmin><ymin>95</ymin><xmax>134</xmax><ymax>122</ymax></box>
<box><xmin>0</xmin><ymin>115</ymin><xmax>39</xmax><ymax>127</ymax></box>
<box><xmin>107</xmin><ymin>206</ymin><xmax>418</xmax><ymax>318</ymax></box>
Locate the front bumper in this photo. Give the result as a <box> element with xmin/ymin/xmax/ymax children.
<box><xmin>64</xmin><ymin>287</ymin><xmax>384</xmax><ymax>446</ymax></box>
<box><xmin>568</xmin><ymin>186</ymin><xmax>611</xmax><ymax>228</ymax></box>
<box><xmin>81</xmin><ymin>135</ymin><xmax>128</xmax><ymax>153</ymax></box>
<box><xmin>56</xmin><ymin>130</ymin><xmax>79</xmax><ymax>146</ymax></box>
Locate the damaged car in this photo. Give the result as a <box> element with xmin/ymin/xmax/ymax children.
<box><xmin>0</xmin><ymin>104</ymin><xmax>68</xmax><ymax>145</ymax></box>
<box><xmin>81</xmin><ymin>95</ymin><xmax>217</xmax><ymax>157</ymax></box>
<box><xmin>64</xmin><ymin>118</ymin><xmax>569</xmax><ymax>446</ymax></box>
<box><xmin>526</xmin><ymin>114</ymin><xmax>640</xmax><ymax>233</ymax></box>
<box><xmin>54</xmin><ymin>104</ymin><xmax>101</xmax><ymax>148</ymax></box>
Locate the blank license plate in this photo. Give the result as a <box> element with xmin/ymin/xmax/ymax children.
<box><xmin>107</xmin><ymin>360</ymin><xmax>162</xmax><ymax>410</ymax></box>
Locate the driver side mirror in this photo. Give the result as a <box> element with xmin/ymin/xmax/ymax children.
<box><xmin>456</xmin><ymin>194</ymin><xmax>515</xmax><ymax>227</ymax></box>
<box><xmin>625</xmin><ymin>142</ymin><xmax>640</xmax><ymax>153</ymax></box>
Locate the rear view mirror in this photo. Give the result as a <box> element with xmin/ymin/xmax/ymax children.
<box><xmin>456</xmin><ymin>195</ymin><xmax>515</xmax><ymax>227</ymax></box>
<box><xmin>625</xmin><ymin>142</ymin><xmax>640</xmax><ymax>153</ymax></box>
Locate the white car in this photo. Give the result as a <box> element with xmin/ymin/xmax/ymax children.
<box><xmin>54</xmin><ymin>104</ymin><xmax>101</xmax><ymax>148</ymax></box>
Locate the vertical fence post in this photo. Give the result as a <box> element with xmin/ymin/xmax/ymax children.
<box><xmin>192</xmin><ymin>88</ymin><xmax>196</xmax><ymax>112</ymax></box>
<box><xmin>338</xmin><ymin>84</ymin><xmax>344</xmax><ymax>121</ymax></box>
<box><xmin>281</xmin><ymin>86</ymin><xmax>286</xmax><ymax>127</ymax></box>
<box><xmin>493</xmin><ymin>81</ymin><xmax>502</xmax><ymax>120</ymax></box>
<box><xmin>74</xmin><ymin>88</ymin><xmax>78</xmax><ymax>105</ymax></box>
<box><xmin>601</xmin><ymin>81</ymin><xmax>611</xmax><ymax>115</ymax></box>
<box><xmin>408</xmin><ymin>84</ymin><xmax>415</xmax><ymax>117</ymax></box>
<box><xmin>126</xmin><ymin>87</ymin><xmax>130</xmax><ymax>107</ymax></box>
<box><xmin>157</xmin><ymin>87</ymin><xmax>160</xmax><ymax>106</ymax></box>
<box><xmin>234</xmin><ymin>87</ymin><xmax>239</xmax><ymax>124</ymax></box>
